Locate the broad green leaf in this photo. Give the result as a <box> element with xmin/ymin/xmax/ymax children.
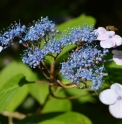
<box><xmin>53</xmin><ymin>111</ymin><xmax>92</xmax><ymax>124</ymax></box>
<box><xmin>0</xmin><ymin>61</ymin><xmax>38</xmax><ymax>112</ymax></box>
<box><xmin>0</xmin><ymin>74</ymin><xmax>25</xmax><ymax>112</ymax></box>
<box><xmin>14</xmin><ymin>112</ymin><xmax>64</xmax><ymax>124</ymax></box>
<box><xmin>39</xmin><ymin>120</ymin><xmax>64</xmax><ymax>124</ymax></box>
<box><xmin>29</xmin><ymin>83</ymin><xmax>49</xmax><ymax>105</ymax></box>
<box><xmin>5</xmin><ymin>84</ymin><xmax>28</xmax><ymax>112</ymax></box>
<box><xmin>107</xmin><ymin>61</ymin><xmax>122</xmax><ymax>68</ymax></box>
<box><xmin>57</xmin><ymin>14</ymin><xmax>96</xmax><ymax>31</ymax></box>
<box><xmin>104</xmin><ymin>52</ymin><xmax>122</xmax><ymax>69</ymax></box>
<box><xmin>65</xmin><ymin>88</ymin><xmax>96</xmax><ymax>103</ymax></box>
<box><xmin>102</xmin><ymin>53</ymin><xmax>122</xmax><ymax>87</ymax></box>
<box><xmin>15</xmin><ymin>112</ymin><xmax>92</xmax><ymax>124</ymax></box>
<box><xmin>43</xmin><ymin>88</ymin><xmax>72</xmax><ymax>113</ymax></box>
<box><xmin>56</xmin><ymin>45</ymin><xmax>75</xmax><ymax>64</ymax></box>
<box><xmin>0</xmin><ymin>61</ymin><xmax>38</xmax><ymax>89</ymax></box>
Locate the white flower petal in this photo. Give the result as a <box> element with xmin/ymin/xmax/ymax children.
<box><xmin>113</xmin><ymin>55</ymin><xmax>122</xmax><ymax>65</ymax></box>
<box><xmin>112</xmin><ymin>50</ymin><xmax>122</xmax><ymax>55</ymax></box>
<box><xmin>94</xmin><ymin>27</ymin><xmax>107</xmax><ymax>35</ymax></box>
<box><xmin>110</xmin><ymin>83</ymin><xmax>122</xmax><ymax>96</ymax></box>
<box><xmin>100</xmin><ymin>39</ymin><xmax>115</xmax><ymax>48</ymax></box>
<box><xmin>99</xmin><ymin>89</ymin><xmax>117</xmax><ymax>105</ymax></box>
<box><xmin>97</xmin><ymin>34</ymin><xmax>108</xmax><ymax>40</ymax></box>
<box><xmin>112</xmin><ymin>35</ymin><xmax>122</xmax><ymax>46</ymax></box>
<box><xmin>109</xmin><ymin>100</ymin><xmax>122</xmax><ymax>118</ymax></box>
<box><xmin>97</xmin><ymin>31</ymin><xmax>115</xmax><ymax>41</ymax></box>
<box><xmin>0</xmin><ymin>46</ymin><xmax>3</xmax><ymax>52</ymax></box>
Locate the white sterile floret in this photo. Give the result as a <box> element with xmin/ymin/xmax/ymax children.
<box><xmin>99</xmin><ymin>83</ymin><xmax>122</xmax><ymax>118</ymax></box>
<box><xmin>0</xmin><ymin>46</ymin><xmax>3</xmax><ymax>52</ymax></box>
<box><xmin>112</xmin><ymin>50</ymin><xmax>122</xmax><ymax>65</ymax></box>
<box><xmin>95</xmin><ymin>27</ymin><xmax>122</xmax><ymax>48</ymax></box>
<box><xmin>94</xmin><ymin>27</ymin><xmax>107</xmax><ymax>35</ymax></box>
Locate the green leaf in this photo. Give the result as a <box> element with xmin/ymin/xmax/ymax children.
<box><xmin>0</xmin><ymin>74</ymin><xmax>25</xmax><ymax>112</ymax></box>
<box><xmin>0</xmin><ymin>61</ymin><xmax>38</xmax><ymax>89</ymax></box>
<box><xmin>39</xmin><ymin>120</ymin><xmax>64</xmax><ymax>124</ymax></box>
<box><xmin>29</xmin><ymin>83</ymin><xmax>49</xmax><ymax>105</ymax></box>
<box><xmin>65</xmin><ymin>88</ymin><xmax>96</xmax><ymax>103</ymax></box>
<box><xmin>56</xmin><ymin>44</ymin><xmax>75</xmax><ymax>64</ymax></box>
<box><xmin>52</xmin><ymin>111</ymin><xmax>92</xmax><ymax>124</ymax></box>
<box><xmin>5</xmin><ymin>84</ymin><xmax>28</xmax><ymax>112</ymax></box>
<box><xmin>0</xmin><ymin>61</ymin><xmax>39</xmax><ymax>112</ymax></box>
<box><xmin>15</xmin><ymin>112</ymin><xmax>92</xmax><ymax>124</ymax></box>
<box><xmin>101</xmin><ymin>53</ymin><xmax>122</xmax><ymax>87</ymax></box>
<box><xmin>107</xmin><ymin>61</ymin><xmax>122</xmax><ymax>69</ymax></box>
<box><xmin>56</xmin><ymin>14</ymin><xmax>96</xmax><ymax>31</ymax></box>
<box><xmin>43</xmin><ymin>89</ymin><xmax>72</xmax><ymax>113</ymax></box>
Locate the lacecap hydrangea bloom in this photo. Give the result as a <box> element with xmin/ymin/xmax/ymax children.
<box><xmin>0</xmin><ymin>17</ymin><xmax>111</xmax><ymax>90</ymax></box>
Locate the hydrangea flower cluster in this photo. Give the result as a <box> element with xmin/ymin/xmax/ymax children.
<box><xmin>0</xmin><ymin>17</ymin><xmax>113</xmax><ymax>91</ymax></box>
<box><xmin>0</xmin><ymin>22</ymin><xmax>26</xmax><ymax>48</ymax></box>
<box><xmin>22</xmin><ymin>47</ymin><xmax>44</xmax><ymax>68</ymax></box>
<box><xmin>21</xmin><ymin>24</ymin><xmax>98</xmax><ymax>68</ymax></box>
<box><xmin>22</xmin><ymin>17</ymin><xmax>57</xmax><ymax>42</ymax></box>
<box><xmin>60</xmin><ymin>45</ymin><xmax>109</xmax><ymax>90</ymax></box>
<box><xmin>68</xmin><ymin>25</ymin><xmax>97</xmax><ymax>44</ymax></box>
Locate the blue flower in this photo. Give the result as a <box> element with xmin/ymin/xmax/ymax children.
<box><xmin>68</xmin><ymin>25</ymin><xmax>97</xmax><ymax>44</ymax></box>
<box><xmin>0</xmin><ymin>22</ymin><xmax>26</xmax><ymax>48</ymax></box>
<box><xmin>60</xmin><ymin>45</ymin><xmax>109</xmax><ymax>90</ymax></box>
<box><xmin>23</xmin><ymin>17</ymin><xmax>57</xmax><ymax>42</ymax></box>
<box><xmin>22</xmin><ymin>47</ymin><xmax>44</xmax><ymax>68</ymax></box>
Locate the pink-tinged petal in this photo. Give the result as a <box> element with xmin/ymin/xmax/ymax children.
<box><xmin>110</xmin><ymin>83</ymin><xmax>122</xmax><ymax>96</ymax></box>
<box><xmin>97</xmin><ymin>31</ymin><xmax>115</xmax><ymax>40</ymax></box>
<box><xmin>107</xmin><ymin>31</ymin><xmax>115</xmax><ymax>36</ymax></box>
<box><xmin>100</xmin><ymin>39</ymin><xmax>115</xmax><ymax>48</ymax></box>
<box><xmin>109</xmin><ymin>100</ymin><xmax>122</xmax><ymax>118</ymax></box>
<box><xmin>94</xmin><ymin>27</ymin><xmax>107</xmax><ymax>35</ymax></box>
<box><xmin>97</xmin><ymin>34</ymin><xmax>109</xmax><ymax>40</ymax></box>
<box><xmin>113</xmin><ymin>55</ymin><xmax>122</xmax><ymax>65</ymax></box>
<box><xmin>112</xmin><ymin>35</ymin><xmax>122</xmax><ymax>46</ymax></box>
<box><xmin>99</xmin><ymin>89</ymin><xmax>117</xmax><ymax>105</ymax></box>
<box><xmin>112</xmin><ymin>50</ymin><xmax>122</xmax><ymax>55</ymax></box>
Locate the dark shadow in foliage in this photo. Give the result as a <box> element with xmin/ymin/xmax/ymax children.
<box><xmin>14</xmin><ymin>112</ymin><xmax>64</xmax><ymax>124</ymax></box>
<box><xmin>18</xmin><ymin>77</ymin><xmax>29</xmax><ymax>86</ymax></box>
<box><xmin>0</xmin><ymin>115</ymin><xmax>8</xmax><ymax>124</ymax></box>
<box><xmin>15</xmin><ymin>94</ymin><xmax>41</xmax><ymax>115</ymax></box>
<box><xmin>104</xmin><ymin>68</ymin><xmax>122</xmax><ymax>86</ymax></box>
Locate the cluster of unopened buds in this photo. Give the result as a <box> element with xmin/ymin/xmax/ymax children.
<box><xmin>0</xmin><ymin>17</ymin><xmax>122</xmax><ymax>118</ymax></box>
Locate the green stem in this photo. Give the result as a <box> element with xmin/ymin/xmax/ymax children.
<box><xmin>38</xmin><ymin>65</ymin><xmax>50</xmax><ymax>79</ymax></box>
<box><xmin>49</xmin><ymin>85</ymin><xmax>97</xmax><ymax>99</ymax></box>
